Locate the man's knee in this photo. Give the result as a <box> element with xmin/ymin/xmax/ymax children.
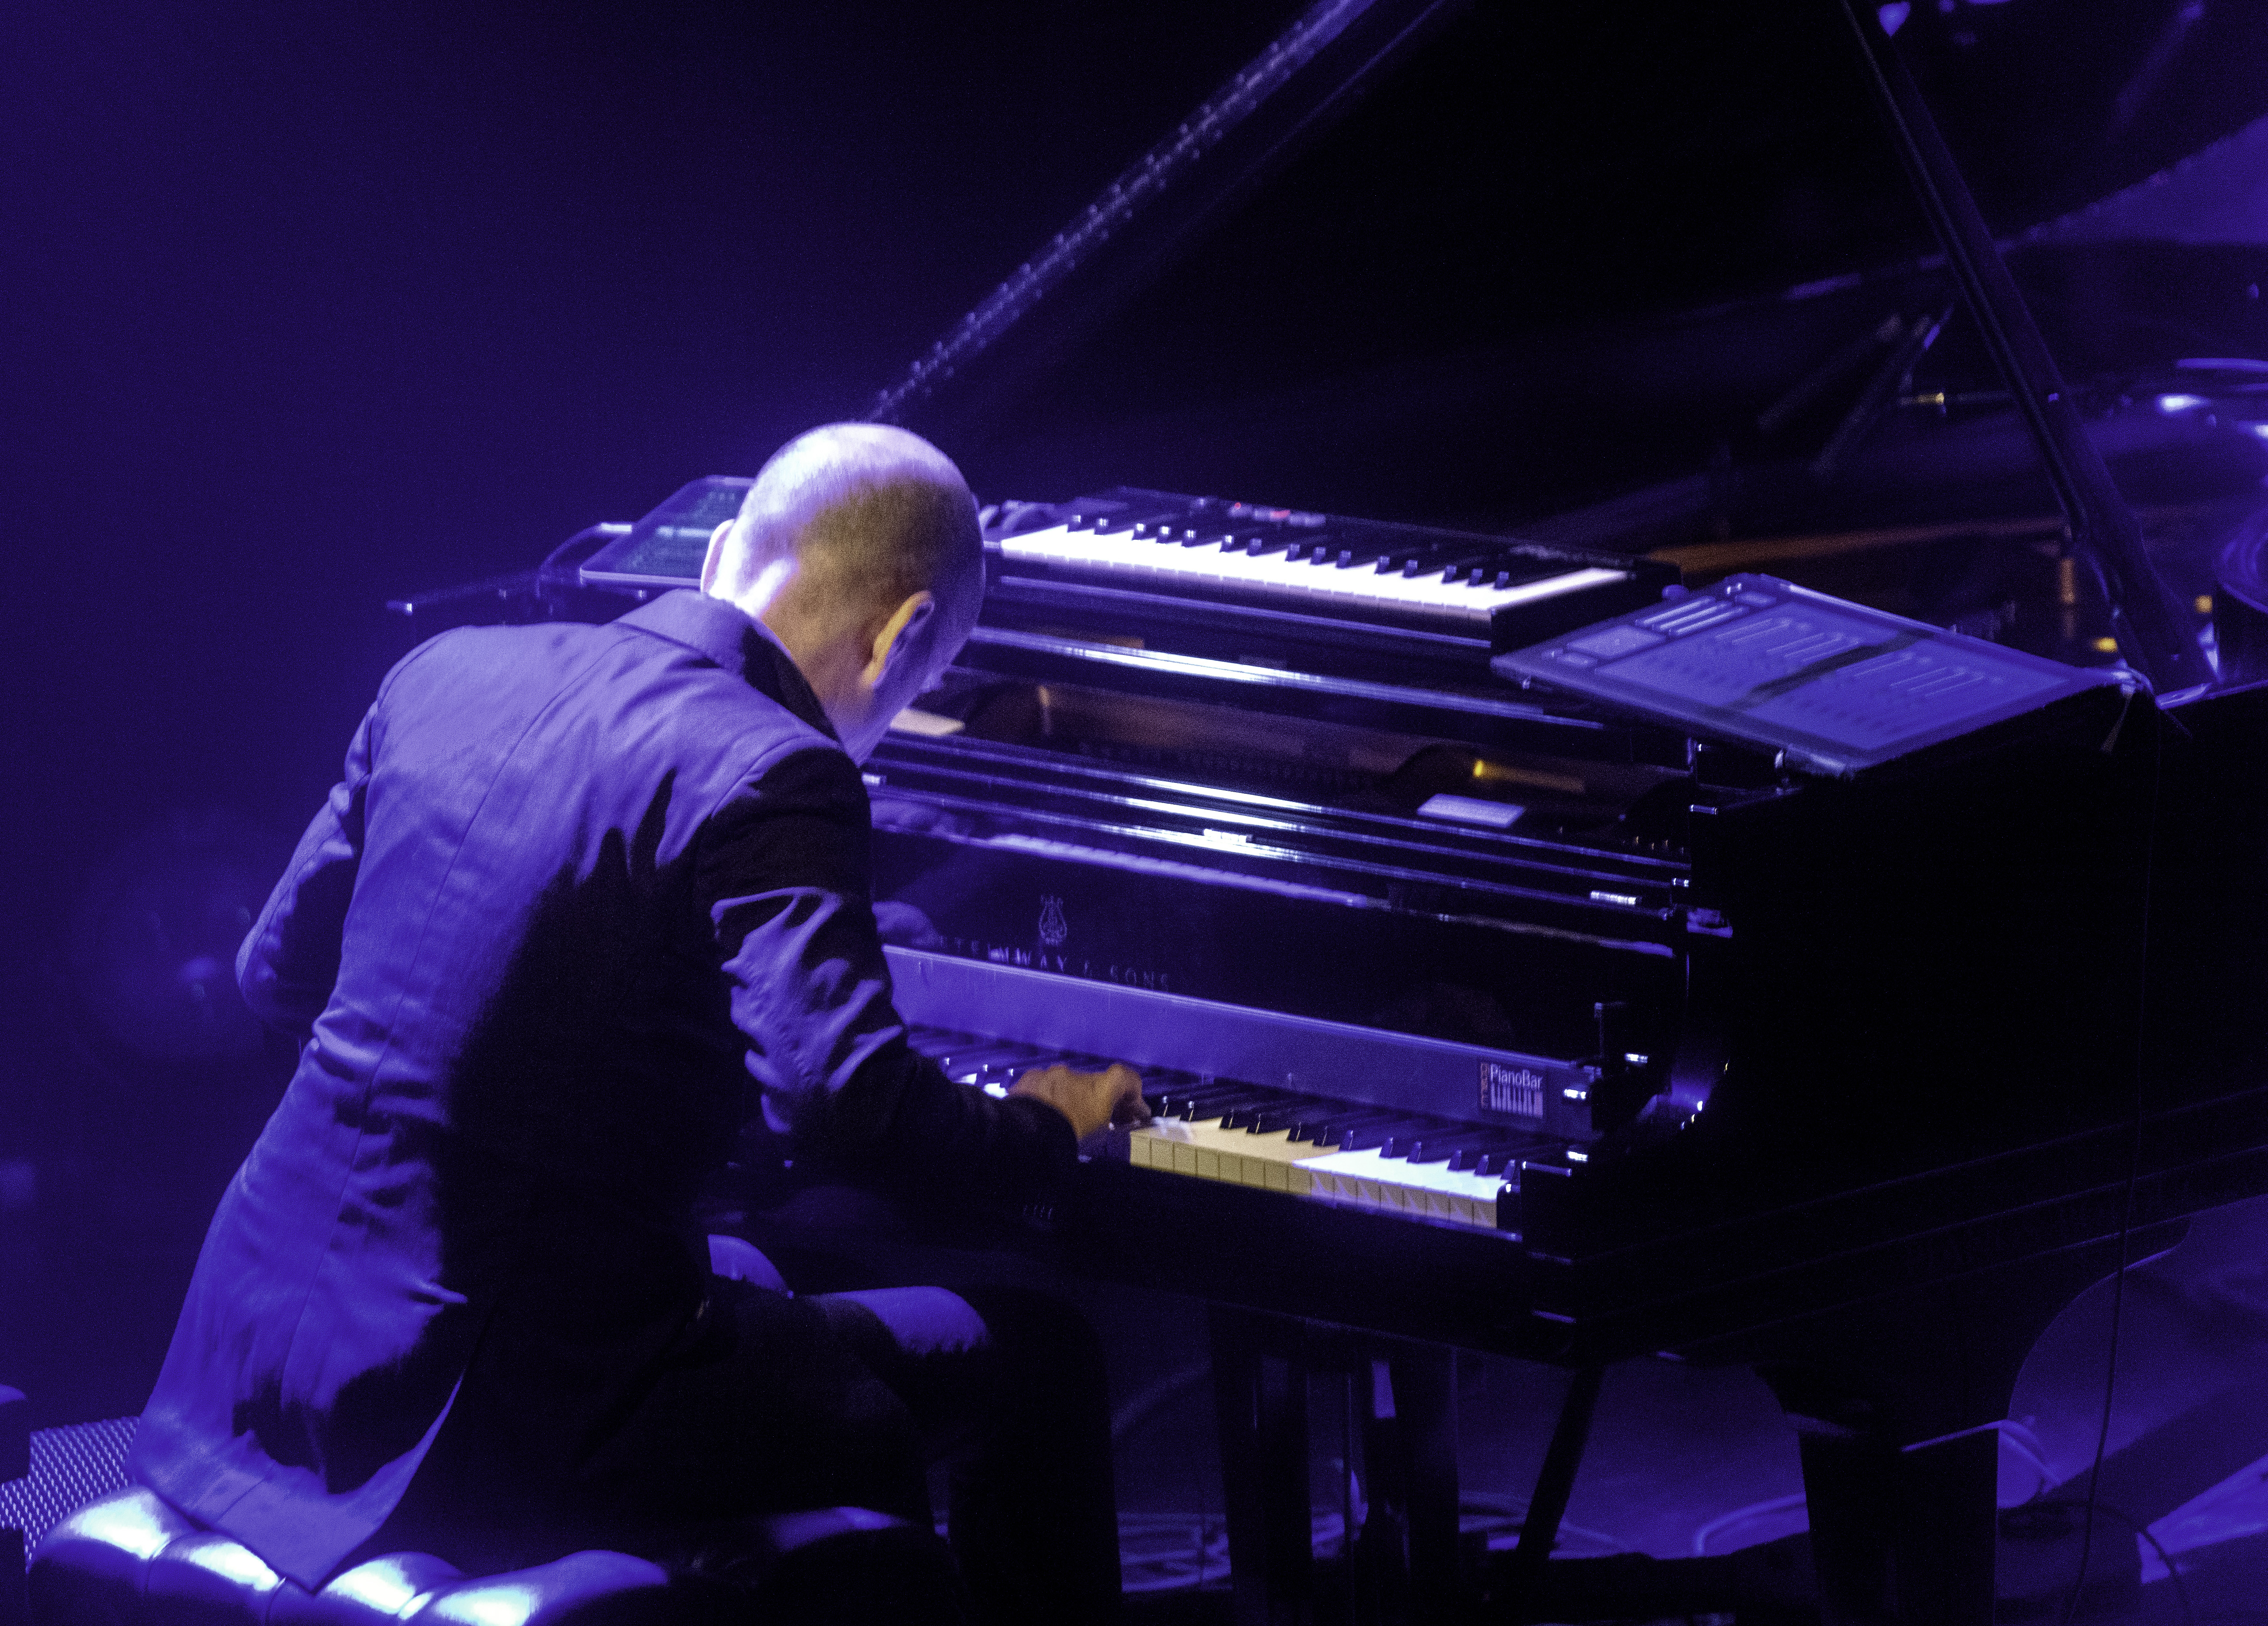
<box><xmin>818</xmin><ymin>1286</ymin><xmax>990</xmax><ymax>1364</ymax></box>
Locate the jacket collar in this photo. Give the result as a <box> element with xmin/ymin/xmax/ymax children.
<box><xmin>615</xmin><ymin>589</ymin><xmax>841</xmax><ymax>743</ymax></box>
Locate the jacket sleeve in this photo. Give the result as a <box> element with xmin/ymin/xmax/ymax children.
<box><xmin>235</xmin><ymin>708</ymin><xmax>375</xmax><ymax>1040</ymax></box>
<box><xmin>697</xmin><ymin>745</ymin><xmax>1076</xmax><ymax>1201</ymax></box>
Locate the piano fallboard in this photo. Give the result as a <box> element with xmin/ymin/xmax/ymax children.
<box><xmin>888</xmin><ymin>948</ymin><xmax>1596</xmax><ymax>1139</ymax></box>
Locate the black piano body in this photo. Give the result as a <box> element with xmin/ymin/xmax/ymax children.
<box><xmin>375</xmin><ymin>0</ymin><xmax>2268</xmax><ymax>1610</ymax></box>
<box><xmin>367</xmin><ymin>470</ymin><xmax>2268</xmax><ymax>1622</ymax></box>
<box><xmin>853</xmin><ymin>495</ymin><xmax>2268</xmax><ymax>1623</ymax></box>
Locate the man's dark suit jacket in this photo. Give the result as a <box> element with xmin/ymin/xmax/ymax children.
<box><xmin>128</xmin><ymin>590</ymin><xmax>1073</xmax><ymax>1588</ymax></box>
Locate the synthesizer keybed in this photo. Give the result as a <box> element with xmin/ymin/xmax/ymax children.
<box><xmin>985</xmin><ymin>488</ymin><xmax>1677</xmax><ymax>657</ymax></box>
<box><xmin>998</xmin><ymin>512</ymin><xmax>1625</xmax><ymax>633</ymax></box>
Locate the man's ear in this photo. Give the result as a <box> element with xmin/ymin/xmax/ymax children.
<box><xmin>865</xmin><ymin>591</ymin><xmax>937</xmax><ymax>684</ymax></box>
<box><xmin>698</xmin><ymin>519</ymin><xmax>735</xmax><ymax>596</ymax></box>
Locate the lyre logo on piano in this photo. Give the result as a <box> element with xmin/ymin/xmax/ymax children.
<box><xmin>1037</xmin><ymin>895</ymin><xmax>1069</xmax><ymax>948</ymax></box>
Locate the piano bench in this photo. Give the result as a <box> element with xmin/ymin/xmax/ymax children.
<box><xmin>3</xmin><ymin>1385</ymin><xmax>27</xmax><ymax>1626</ymax></box>
<box><xmin>28</xmin><ymin>1487</ymin><xmax>965</xmax><ymax>1626</ymax></box>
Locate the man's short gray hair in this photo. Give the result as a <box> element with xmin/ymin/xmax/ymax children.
<box><xmin>728</xmin><ymin>423</ymin><xmax>981</xmax><ymax>620</ymax></box>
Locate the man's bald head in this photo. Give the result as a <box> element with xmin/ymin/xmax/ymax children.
<box><xmin>705</xmin><ymin>422</ymin><xmax>982</xmax><ymax>633</ymax></box>
<box><xmin>699</xmin><ymin>424</ymin><xmax>984</xmax><ymax>761</ymax></box>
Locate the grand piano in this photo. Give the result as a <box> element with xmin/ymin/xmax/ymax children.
<box><xmin>391</xmin><ymin>3</ymin><xmax>2268</xmax><ymax>1620</ymax></box>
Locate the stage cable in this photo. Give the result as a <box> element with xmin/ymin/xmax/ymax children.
<box><xmin>2059</xmin><ymin>692</ymin><xmax>2167</xmax><ymax>1624</ymax></box>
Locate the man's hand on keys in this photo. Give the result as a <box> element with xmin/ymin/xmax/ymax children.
<box><xmin>1009</xmin><ymin>1062</ymin><xmax>1152</xmax><ymax>1140</ymax></box>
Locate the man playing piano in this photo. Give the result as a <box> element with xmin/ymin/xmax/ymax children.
<box><xmin>127</xmin><ymin>423</ymin><xmax>1149</xmax><ymax>1624</ymax></box>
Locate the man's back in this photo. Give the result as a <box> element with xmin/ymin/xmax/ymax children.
<box><xmin>129</xmin><ymin>591</ymin><xmax>865</xmax><ymax>1585</ymax></box>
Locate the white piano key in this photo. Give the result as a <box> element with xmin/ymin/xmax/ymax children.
<box><xmin>1291</xmin><ymin>1146</ymin><xmax>1508</xmax><ymax>1228</ymax></box>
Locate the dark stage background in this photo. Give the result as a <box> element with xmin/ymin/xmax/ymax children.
<box><xmin>0</xmin><ymin>1</ymin><xmax>1306</xmax><ymax>1418</ymax></box>
<box><xmin>10</xmin><ymin>0</ymin><xmax>2268</xmax><ymax>1429</ymax></box>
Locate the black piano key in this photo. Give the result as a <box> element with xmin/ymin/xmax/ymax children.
<box><xmin>971</xmin><ymin>1053</ymin><xmax>1088</xmax><ymax>1087</ymax></box>
<box><xmin>1143</xmin><ymin>520</ymin><xmax>1208</xmax><ymax>542</ymax></box>
<box><xmin>1226</xmin><ymin>1102</ymin><xmax>1316</xmax><ymax>1131</ymax></box>
<box><xmin>1429</xmin><ymin>553</ymin><xmax>1488</xmax><ymax>583</ymax></box>
<box><xmin>1238</xmin><ymin>1101</ymin><xmax>1332</xmax><ymax>1134</ymax></box>
<box><xmin>1460</xmin><ymin>1129</ymin><xmax>1560</xmax><ymax>1163</ymax></box>
<box><xmin>1465</xmin><ymin>1143</ymin><xmax>1560</xmax><ymax>1177</ymax></box>
<box><xmin>1160</xmin><ymin>1087</ymin><xmax>1279</xmax><ymax>1122</ymax></box>
<box><xmin>933</xmin><ymin>1043</ymin><xmax>1043</xmax><ymax>1073</ymax></box>
<box><xmin>1381</xmin><ymin>1127</ymin><xmax>1491</xmax><ymax>1161</ymax></box>
<box><xmin>1393</xmin><ymin>1129</ymin><xmax>1526</xmax><ymax>1164</ymax></box>
<box><xmin>1335</xmin><ymin>1117</ymin><xmax>1437</xmax><ymax>1152</ymax></box>
<box><xmin>1285</xmin><ymin>1107</ymin><xmax>1404</xmax><ymax>1144</ymax></box>
<box><xmin>1492</xmin><ymin>558</ymin><xmax>1566</xmax><ymax>589</ymax></box>
<box><xmin>1188</xmin><ymin>1102</ymin><xmax>1284</xmax><ymax>1127</ymax></box>
<box><xmin>1098</xmin><ymin>512</ymin><xmax>1174</xmax><ymax>536</ymax></box>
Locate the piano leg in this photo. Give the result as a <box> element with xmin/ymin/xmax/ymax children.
<box><xmin>1392</xmin><ymin>1344</ymin><xmax>1461</xmax><ymax>1622</ymax></box>
<box><xmin>1211</xmin><ymin>1306</ymin><xmax>1318</xmax><ymax>1626</ymax></box>
<box><xmin>1349</xmin><ymin>1344</ymin><xmax>1461</xmax><ymax>1624</ymax></box>
<box><xmin>1748</xmin><ymin>1224</ymin><xmax>2184</xmax><ymax>1625</ymax></box>
<box><xmin>1207</xmin><ymin>1308</ymin><xmax>1462</xmax><ymax>1626</ymax></box>
<box><xmin>1787</xmin><ymin>1414</ymin><xmax>1998</xmax><ymax>1626</ymax></box>
<box><xmin>1500</xmin><ymin>1363</ymin><xmax>1604</xmax><ymax>1595</ymax></box>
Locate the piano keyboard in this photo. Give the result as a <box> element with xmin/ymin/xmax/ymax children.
<box><xmin>994</xmin><ymin>514</ymin><xmax>1629</xmax><ymax>630</ymax></box>
<box><xmin>908</xmin><ymin>1026</ymin><xmax>1566</xmax><ymax>1235</ymax></box>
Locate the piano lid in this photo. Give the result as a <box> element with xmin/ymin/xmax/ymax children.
<box><xmin>872</xmin><ymin>0</ymin><xmax>2268</xmax><ymax>601</ymax></box>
